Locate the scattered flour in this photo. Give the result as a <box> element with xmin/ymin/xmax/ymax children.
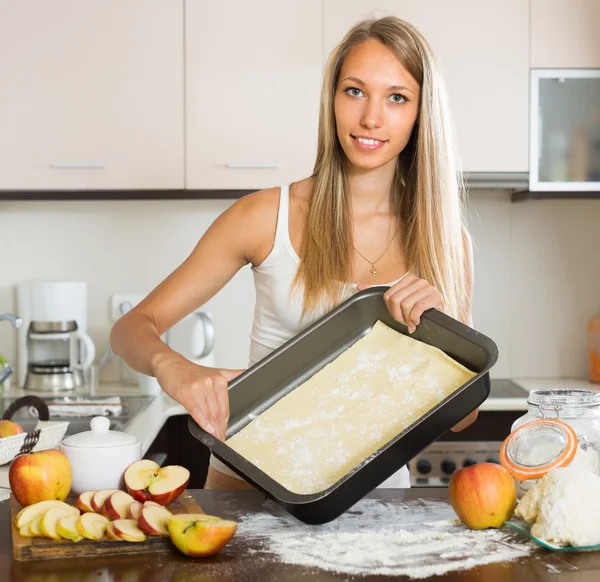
<box><xmin>237</xmin><ymin>498</ymin><xmax>535</xmax><ymax>579</ymax></box>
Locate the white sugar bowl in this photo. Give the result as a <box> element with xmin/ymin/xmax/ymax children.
<box><xmin>60</xmin><ymin>416</ymin><xmax>142</xmax><ymax>495</ymax></box>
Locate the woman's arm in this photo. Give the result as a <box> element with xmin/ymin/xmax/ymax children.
<box><xmin>110</xmin><ymin>188</ymin><xmax>278</xmax><ymax>439</ymax></box>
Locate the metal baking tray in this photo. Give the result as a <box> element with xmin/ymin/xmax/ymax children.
<box><xmin>189</xmin><ymin>286</ymin><xmax>498</xmax><ymax>524</ymax></box>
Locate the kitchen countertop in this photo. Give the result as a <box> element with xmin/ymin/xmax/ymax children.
<box><xmin>3</xmin><ymin>488</ymin><xmax>600</xmax><ymax>581</ymax></box>
<box><xmin>0</xmin><ymin>377</ymin><xmax>596</xmax><ymax>499</ymax></box>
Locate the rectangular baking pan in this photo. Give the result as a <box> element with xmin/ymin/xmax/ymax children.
<box><xmin>189</xmin><ymin>286</ymin><xmax>498</xmax><ymax>524</ymax></box>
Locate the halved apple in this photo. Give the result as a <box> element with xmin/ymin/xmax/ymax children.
<box><xmin>137</xmin><ymin>504</ymin><xmax>172</xmax><ymax>536</ymax></box>
<box><xmin>56</xmin><ymin>515</ymin><xmax>83</xmax><ymax>542</ymax></box>
<box><xmin>76</xmin><ymin>512</ymin><xmax>110</xmax><ymax>540</ymax></box>
<box><xmin>127</xmin><ymin>500</ymin><xmax>143</xmax><ymax>519</ymax></box>
<box><xmin>168</xmin><ymin>514</ymin><xmax>238</xmax><ymax>557</ymax></box>
<box><xmin>124</xmin><ymin>460</ymin><xmax>189</xmax><ymax>506</ymax></box>
<box><xmin>112</xmin><ymin>519</ymin><xmax>147</xmax><ymax>542</ymax></box>
<box><xmin>103</xmin><ymin>491</ymin><xmax>135</xmax><ymax>520</ymax></box>
<box><xmin>40</xmin><ymin>507</ymin><xmax>80</xmax><ymax>540</ymax></box>
<box><xmin>91</xmin><ymin>489</ymin><xmax>120</xmax><ymax>513</ymax></box>
<box><xmin>75</xmin><ymin>491</ymin><xmax>97</xmax><ymax>513</ymax></box>
<box><xmin>15</xmin><ymin>499</ymin><xmax>77</xmax><ymax>529</ymax></box>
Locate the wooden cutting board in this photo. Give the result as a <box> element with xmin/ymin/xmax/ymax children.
<box><xmin>11</xmin><ymin>490</ymin><xmax>204</xmax><ymax>561</ymax></box>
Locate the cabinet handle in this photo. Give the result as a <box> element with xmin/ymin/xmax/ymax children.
<box><xmin>225</xmin><ymin>163</ymin><xmax>279</xmax><ymax>170</ymax></box>
<box><xmin>50</xmin><ymin>163</ymin><xmax>106</xmax><ymax>170</ymax></box>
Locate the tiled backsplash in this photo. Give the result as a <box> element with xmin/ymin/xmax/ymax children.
<box><xmin>1</xmin><ymin>190</ymin><xmax>599</xmax><ymax>382</ymax></box>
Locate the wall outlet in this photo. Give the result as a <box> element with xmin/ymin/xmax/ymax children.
<box><xmin>109</xmin><ymin>294</ymin><xmax>145</xmax><ymax>322</ymax></box>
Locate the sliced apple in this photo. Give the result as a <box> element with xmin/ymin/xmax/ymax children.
<box><xmin>75</xmin><ymin>491</ymin><xmax>97</xmax><ymax>513</ymax></box>
<box><xmin>106</xmin><ymin>522</ymin><xmax>122</xmax><ymax>541</ymax></box>
<box><xmin>91</xmin><ymin>489</ymin><xmax>120</xmax><ymax>513</ymax></box>
<box><xmin>15</xmin><ymin>499</ymin><xmax>76</xmax><ymax>529</ymax></box>
<box><xmin>124</xmin><ymin>460</ymin><xmax>190</xmax><ymax>506</ymax></box>
<box><xmin>112</xmin><ymin>519</ymin><xmax>147</xmax><ymax>542</ymax></box>
<box><xmin>144</xmin><ymin>501</ymin><xmax>161</xmax><ymax>507</ymax></box>
<box><xmin>168</xmin><ymin>514</ymin><xmax>238</xmax><ymax>557</ymax></box>
<box><xmin>19</xmin><ymin>513</ymin><xmax>44</xmax><ymax>538</ymax></box>
<box><xmin>137</xmin><ymin>504</ymin><xmax>172</xmax><ymax>536</ymax></box>
<box><xmin>40</xmin><ymin>507</ymin><xmax>80</xmax><ymax>540</ymax></box>
<box><xmin>103</xmin><ymin>491</ymin><xmax>135</xmax><ymax>520</ymax></box>
<box><xmin>56</xmin><ymin>515</ymin><xmax>83</xmax><ymax>542</ymax></box>
<box><xmin>127</xmin><ymin>500</ymin><xmax>143</xmax><ymax>520</ymax></box>
<box><xmin>76</xmin><ymin>512</ymin><xmax>110</xmax><ymax>540</ymax></box>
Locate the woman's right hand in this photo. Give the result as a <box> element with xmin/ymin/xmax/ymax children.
<box><xmin>152</xmin><ymin>353</ymin><xmax>244</xmax><ymax>441</ymax></box>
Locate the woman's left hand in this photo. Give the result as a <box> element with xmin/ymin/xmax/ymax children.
<box><xmin>357</xmin><ymin>274</ymin><xmax>443</xmax><ymax>334</ymax></box>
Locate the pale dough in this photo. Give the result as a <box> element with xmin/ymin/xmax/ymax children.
<box><xmin>515</xmin><ymin>467</ymin><xmax>600</xmax><ymax>547</ymax></box>
<box><xmin>226</xmin><ymin>320</ymin><xmax>476</xmax><ymax>495</ymax></box>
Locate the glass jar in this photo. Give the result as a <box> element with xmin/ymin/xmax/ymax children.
<box><xmin>501</xmin><ymin>390</ymin><xmax>600</xmax><ymax>497</ymax></box>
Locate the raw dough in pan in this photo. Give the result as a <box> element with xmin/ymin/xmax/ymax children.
<box><xmin>226</xmin><ymin>320</ymin><xmax>476</xmax><ymax>494</ymax></box>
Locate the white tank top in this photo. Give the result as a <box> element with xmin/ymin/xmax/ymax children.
<box><xmin>210</xmin><ymin>184</ymin><xmax>411</xmax><ymax>489</ymax></box>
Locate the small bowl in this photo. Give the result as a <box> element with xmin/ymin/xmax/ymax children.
<box><xmin>59</xmin><ymin>416</ymin><xmax>142</xmax><ymax>495</ymax></box>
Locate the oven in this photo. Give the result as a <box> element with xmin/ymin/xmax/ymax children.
<box><xmin>409</xmin><ymin>380</ymin><xmax>529</xmax><ymax>487</ymax></box>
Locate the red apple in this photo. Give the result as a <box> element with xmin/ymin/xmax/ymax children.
<box><xmin>91</xmin><ymin>489</ymin><xmax>120</xmax><ymax>513</ymax></box>
<box><xmin>168</xmin><ymin>514</ymin><xmax>237</xmax><ymax>557</ymax></box>
<box><xmin>124</xmin><ymin>460</ymin><xmax>189</xmax><ymax>506</ymax></box>
<box><xmin>0</xmin><ymin>420</ymin><xmax>24</xmax><ymax>438</ymax></box>
<box><xmin>103</xmin><ymin>491</ymin><xmax>135</xmax><ymax>520</ymax></box>
<box><xmin>137</xmin><ymin>504</ymin><xmax>172</xmax><ymax>536</ymax></box>
<box><xmin>9</xmin><ymin>449</ymin><xmax>72</xmax><ymax>507</ymax></box>
<box><xmin>449</xmin><ymin>462</ymin><xmax>517</xmax><ymax>529</ymax></box>
<box><xmin>75</xmin><ymin>491</ymin><xmax>97</xmax><ymax>513</ymax></box>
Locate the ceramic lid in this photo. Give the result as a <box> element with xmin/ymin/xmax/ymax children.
<box><xmin>61</xmin><ymin>416</ymin><xmax>138</xmax><ymax>448</ymax></box>
<box><xmin>500</xmin><ymin>418</ymin><xmax>578</xmax><ymax>481</ymax></box>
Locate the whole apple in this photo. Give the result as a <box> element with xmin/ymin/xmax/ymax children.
<box><xmin>9</xmin><ymin>449</ymin><xmax>72</xmax><ymax>507</ymax></box>
<box><xmin>449</xmin><ymin>462</ymin><xmax>517</xmax><ymax>529</ymax></box>
<box><xmin>0</xmin><ymin>419</ymin><xmax>25</xmax><ymax>438</ymax></box>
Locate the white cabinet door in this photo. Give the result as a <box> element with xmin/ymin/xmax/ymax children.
<box><xmin>185</xmin><ymin>0</ymin><xmax>322</xmax><ymax>190</ymax></box>
<box><xmin>0</xmin><ymin>1</ymin><xmax>184</xmax><ymax>190</ymax></box>
<box><xmin>324</xmin><ymin>1</ymin><xmax>529</xmax><ymax>173</ymax></box>
<box><xmin>531</xmin><ymin>0</ymin><xmax>600</xmax><ymax>68</ymax></box>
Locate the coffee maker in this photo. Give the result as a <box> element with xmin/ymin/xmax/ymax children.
<box><xmin>16</xmin><ymin>282</ymin><xmax>96</xmax><ymax>392</ymax></box>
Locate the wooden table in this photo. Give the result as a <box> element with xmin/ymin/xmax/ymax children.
<box><xmin>3</xmin><ymin>488</ymin><xmax>600</xmax><ymax>581</ymax></box>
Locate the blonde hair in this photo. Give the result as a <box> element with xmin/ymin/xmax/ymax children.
<box><xmin>294</xmin><ymin>16</ymin><xmax>469</xmax><ymax>323</ymax></box>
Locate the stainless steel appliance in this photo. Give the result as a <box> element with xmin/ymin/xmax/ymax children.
<box><xmin>17</xmin><ymin>282</ymin><xmax>96</xmax><ymax>393</ymax></box>
<box><xmin>24</xmin><ymin>320</ymin><xmax>94</xmax><ymax>392</ymax></box>
<box><xmin>409</xmin><ymin>380</ymin><xmax>529</xmax><ymax>487</ymax></box>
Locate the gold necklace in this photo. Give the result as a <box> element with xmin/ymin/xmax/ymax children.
<box><xmin>353</xmin><ymin>224</ymin><xmax>400</xmax><ymax>277</ymax></box>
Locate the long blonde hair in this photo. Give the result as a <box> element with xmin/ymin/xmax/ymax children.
<box><xmin>294</xmin><ymin>16</ymin><xmax>469</xmax><ymax>323</ymax></box>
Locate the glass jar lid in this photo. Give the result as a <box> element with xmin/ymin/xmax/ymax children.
<box><xmin>500</xmin><ymin>418</ymin><xmax>578</xmax><ymax>481</ymax></box>
<box><xmin>61</xmin><ymin>416</ymin><xmax>138</xmax><ymax>448</ymax></box>
<box><xmin>528</xmin><ymin>389</ymin><xmax>600</xmax><ymax>415</ymax></box>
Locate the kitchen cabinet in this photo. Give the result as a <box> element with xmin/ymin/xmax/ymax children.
<box><xmin>0</xmin><ymin>0</ymin><xmax>184</xmax><ymax>191</ymax></box>
<box><xmin>185</xmin><ymin>0</ymin><xmax>322</xmax><ymax>190</ymax></box>
<box><xmin>324</xmin><ymin>1</ymin><xmax>529</xmax><ymax>173</ymax></box>
<box><xmin>531</xmin><ymin>0</ymin><xmax>600</xmax><ymax>68</ymax></box>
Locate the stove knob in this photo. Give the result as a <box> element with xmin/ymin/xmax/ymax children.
<box><xmin>441</xmin><ymin>459</ymin><xmax>456</xmax><ymax>475</ymax></box>
<box><xmin>416</xmin><ymin>458</ymin><xmax>432</xmax><ymax>475</ymax></box>
<box><xmin>463</xmin><ymin>458</ymin><xmax>478</xmax><ymax>468</ymax></box>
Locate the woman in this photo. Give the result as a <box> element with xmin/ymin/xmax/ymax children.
<box><xmin>110</xmin><ymin>16</ymin><xmax>477</xmax><ymax>490</ymax></box>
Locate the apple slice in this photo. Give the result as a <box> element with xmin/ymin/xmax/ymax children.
<box><xmin>124</xmin><ymin>460</ymin><xmax>190</xmax><ymax>506</ymax></box>
<box><xmin>103</xmin><ymin>491</ymin><xmax>135</xmax><ymax>520</ymax></box>
<box><xmin>144</xmin><ymin>501</ymin><xmax>161</xmax><ymax>507</ymax></box>
<box><xmin>76</xmin><ymin>512</ymin><xmax>110</xmax><ymax>540</ymax></box>
<box><xmin>40</xmin><ymin>507</ymin><xmax>80</xmax><ymax>540</ymax></box>
<box><xmin>56</xmin><ymin>515</ymin><xmax>83</xmax><ymax>542</ymax></box>
<box><xmin>75</xmin><ymin>491</ymin><xmax>97</xmax><ymax>513</ymax></box>
<box><xmin>91</xmin><ymin>489</ymin><xmax>120</xmax><ymax>513</ymax></box>
<box><xmin>137</xmin><ymin>504</ymin><xmax>172</xmax><ymax>536</ymax></box>
<box><xmin>128</xmin><ymin>500</ymin><xmax>143</xmax><ymax>520</ymax></box>
<box><xmin>15</xmin><ymin>499</ymin><xmax>76</xmax><ymax>529</ymax></box>
<box><xmin>106</xmin><ymin>522</ymin><xmax>122</xmax><ymax>541</ymax></box>
<box><xmin>112</xmin><ymin>519</ymin><xmax>147</xmax><ymax>542</ymax></box>
<box><xmin>168</xmin><ymin>514</ymin><xmax>238</xmax><ymax>557</ymax></box>
<box><xmin>19</xmin><ymin>513</ymin><xmax>44</xmax><ymax>538</ymax></box>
